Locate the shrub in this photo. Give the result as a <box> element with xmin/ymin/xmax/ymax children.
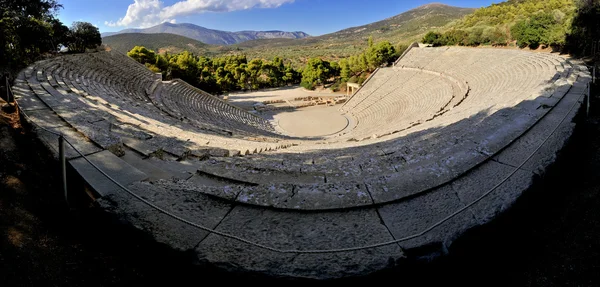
<box><xmin>422</xmin><ymin>31</ymin><xmax>443</xmax><ymax>45</ymax></box>
<box><xmin>301</xmin><ymin>80</ymin><xmax>315</xmax><ymax>90</ymax></box>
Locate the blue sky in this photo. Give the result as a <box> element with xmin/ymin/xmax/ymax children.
<box><xmin>57</xmin><ymin>0</ymin><xmax>499</xmax><ymax>36</ymax></box>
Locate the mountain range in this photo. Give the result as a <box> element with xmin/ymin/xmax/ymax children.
<box><xmin>102</xmin><ymin>3</ymin><xmax>475</xmax><ymax>66</ymax></box>
<box><xmin>101</xmin><ymin>23</ymin><xmax>310</xmax><ymax>45</ymax></box>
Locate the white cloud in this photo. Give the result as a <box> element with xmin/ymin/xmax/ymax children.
<box><xmin>106</xmin><ymin>0</ymin><xmax>294</xmax><ymax>28</ymax></box>
<box><xmin>105</xmin><ymin>0</ymin><xmax>164</xmax><ymax>28</ymax></box>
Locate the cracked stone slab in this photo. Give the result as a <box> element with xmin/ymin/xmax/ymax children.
<box><xmin>69</xmin><ymin>150</ymin><xmax>148</xmax><ymax>197</ymax></box>
<box><xmin>233</xmin><ymin>181</ymin><xmax>373</xmax><ymax>209</ymax></box>
<box><xmin>12</xmin><ymin>85</ymin><xmax>48</xmax><ymax>111</ymax></box>
<box><xmin>197</xmin><ymin>159</ymin><xmax>325</xmax><ymax>185</ymax></box>
<box><xmin>25</xmin><ymin>108</ymin><xmax>67</xmax><ymax>129</ymax></box>
<box><xmin>122</xmin><ymin>137</ymin><xmax>159</xmax><ymax>156</ymax></box>
<box><xmin>98</xmin><ymin>181</ymin><xmax>233</xmax><ymax>251</ymax></box>
<box><xmin>145</xmin><ymin>158</ymin><xmax>201</xmax><ymax>180</ymax></box>
<box><xmin>33</xmin><ymin>124</ymin><xmax>102</xmax><ymax>159</ymax></box>
<box><xmin>196</xmin><ymin>205</ymin><xmax>404</xmax><ymax>279</ymax></box>
<box><xmin>451</xmin><ymin>160</ymin><xmax>533</xmax><ymax>224</ymax></box>
<box><xmin>367</xmin><ymin>147</ymin><xmax>487</xmax><ymax>204</ymax></box>
<box><xmin>53</xmin><ymin>107</ymin><xmax>105</xmax><ymax>126</ymax></box>
<box><xmin>378</xmin><ymin>185</ymin><xmax>477</xmax><ymax>258</ymax></box>
<box><xmin>474</xmin><ymin>108</ymin><xmax>541</xmax><ymax>155</ymax></box>
<box><xmin>120</xmin><ymin>151</ymin><xmax>177</xmax><ymax>181</ymax></box>
<box><xmin>75</xmin><ymin>120</ymin><xmax>122</xmax><ymax>149</ymax></box>
<box><xmin>155</xmin><ymin>179</ymin><xmax>240</xmax><ymax>201</ymax></box>
<box><xmin>494</xmin><ymin>91</ymin><xmax>583</xmax><ymax>173</ymax></box>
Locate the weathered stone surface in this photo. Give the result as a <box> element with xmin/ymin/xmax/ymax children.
<box><xmin>196</xmin><ymin>205</ymin><xmax>404</xmax><ymax>279</ymax></box>
<box><xmin>367</xmin><ymin>147</ymin><xmax>487</xmax><ymax>204</ymax></box>
<box><xmin>145</xmin><ymin>158</ymin><xmax>204</xmax><ymax>180</ymax></box>
<box><xmin>32</xmin><ymin>124</ymin><xmax>102</xmax><ymax>159</ymax></box>
<box><xmin>235</xmin><ymin>181</ymin><xmax>373</xmax><ymax>209</ymax></box>
<box><xmin>378</xmin><ymin>185</ymin><xmax>477</xmax><ymax>254</ymax></box>
<box><xmin>451</xmin><ymin>160</ymin><xmax>533</xmax><ymax>224</ymax></box>
<box><xmin>25</xmin><ymin>108</ymin><xmax>66</xmax><ymax>129</ymax></box>
<box><xmin>120</xmin><ymin>151</ymin><xmax>176</xmax><ymax>181</ymax></box>
<box><xmin>12</xmin><ymin>85</ymin><xmax>48</xmax><ymax>111</ymax></box>
<box><xmin>69</xmin><ymin>150</ymin><xmax>148</xmax><ymax>197</ymax></box>
<box><xmin>99</xmin><ymin>181</ymin><xmax>233</xmax><ymax>251</ymax></box>
<box><xmin>494</xmin><ymin>91</ymin><xmax>583</xmax><ymax>173</ymax></box>
<box><xmin>197</xmin><ymin>158</ymin><xmax>325</xmax><ymax>185</ymax></box>
<box><xmin>122</xmin><ymin>137</ymin><xmax>158</xmax><ymax>157</ymax></box>
<box><xmin>155</xmin><ymin>178</ymin><xmax>240</xmax><ymax>200</ymax></box>
<box><xmin>14</xmin><ymin>49</ymin><xmax>589</xmax><ymax>279</ymax></box>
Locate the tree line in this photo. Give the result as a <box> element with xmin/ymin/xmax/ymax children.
<box><xmin>128</xmin><ymin>37</ymin><xmax>402</xmax><ymax>94</ymax></box>
<box><xmin>1</xmin><ymin>0</ymin><xmax>102</xmax><ymax>73</ymax></box>
<box><xmin>128</xmin><ymin>46</ymin><xmax>302</xmax><ymax>95</ymax></box>
<box><xmin>565</xmin><ymin>0</ymin><xmax>600</xmax><ymax>57</ymax></box>
<box><xmin>422</xmin><ymin>0</ymin><xmax>575</xmax><ymax>50</ymax></box>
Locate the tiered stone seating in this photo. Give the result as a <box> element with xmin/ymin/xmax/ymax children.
<box><xmin>13</xmin><ymin>47</ymin><xmax>591</xmax><ymax>279</ymax></box>
<box><xmin>156</xmin><ymin>79</ymin><xmax>278</xmax><ymax>137</ymax></box>
<box><xmin>176</xmin><ymin>48</ymin><xmax>584</xmax><ymax>210</ymax></box>
<box><xmin>16</xmin><ymin>51</ymin><xmax>287</xmax><ymax>159</ymax></box>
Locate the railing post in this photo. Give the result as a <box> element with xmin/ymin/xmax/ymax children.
<box><xmin>59</xmin><ymin>135</ymin><xmax>68</xmax><ymax>203</ymax></box>
<box><xmin>587</xmin><ymin>83</ymin><xmax>591</xmax><ymax>118</ymax></box>
<box><xmin>5</xmin><ymin>76</ymin><xmax>9</xmax><ymax>103</ymax></box>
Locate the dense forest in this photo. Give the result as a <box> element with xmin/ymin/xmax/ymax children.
<box><xmin>0</xmin><ymin>0</ymin><xmax>101</xmax><ymax>73</ymax></box>
<box><xmin>422</xmin><ymin>0</ymin><xmax>576</xmax><ymax>49</ymax></box>
<box><xmin>128</xmin><ymin>37</ymin><xmax>401</xmax><ymax>95</ymax></box>
<box><xmin>566</xmin><ymin>0</ymin><xmax>600</xmax><ymax>56</ymax></box>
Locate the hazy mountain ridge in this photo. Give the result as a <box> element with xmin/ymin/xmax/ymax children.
<box><xmin>102</xmin><ymin>3</ymin><xmax>475</xmax><ymax>66</ymax></box>
<box><xmin>101</xmin><ymin>22</ymin><xmax>310</xmax><ymax>45</ymax></box>
<box><xmin>222</xmin><ymin>3</ymin><xmax>476</xmax><ymax>65</ymax></box>
<box><xmin>102</xmin><ymin>33</ymin><xmax>211</xmax><ymax>55</ymax></box>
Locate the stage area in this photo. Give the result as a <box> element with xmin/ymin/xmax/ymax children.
<box><xmin>272</xmin><ymin>106</ymin><xmax>349</xmax><ymax>137</ymax></box>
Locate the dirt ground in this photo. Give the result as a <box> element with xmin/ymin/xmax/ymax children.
<box><xmin>1</xmin><ymin>86</ymin><xmax>600</xmax><ymax>286</ymax></box>
<box><xmin>272</xmin><ymin>105</ymin><xmax>349</xmax><ymax>137</ymax></box>
<box><xmin>227</xmin><ymin>85</ymin><xmax>342</xmax><ymax>110</ymax></box>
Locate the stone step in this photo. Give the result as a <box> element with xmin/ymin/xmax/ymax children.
<box><xmin>69</xmin><ymin>150</ymin><xmax>148</xmax><ymax>198</ymax></box>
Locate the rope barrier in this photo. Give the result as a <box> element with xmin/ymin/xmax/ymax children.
<box><xmin>10</xmin><ymin>69</ymin><xmax>586</xmax><ymax>254</ymax></box>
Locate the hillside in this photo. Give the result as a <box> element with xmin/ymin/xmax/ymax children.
<box><xmin>102</xmin><ymin>4</ymin><xmax>475</xmax><ymax>67</ymax></box>
<box><xmin>218</xmin><ymin>3</ymin><xmax>475</xmax><ymax>65</ymax></box>
<box><xmin>102</xmin><ymin>22</ymin><xmax>310</xmax><ymax>45</ymax></box>
<box><xmin>422</xmin><ymin>0</ymin><xmax>576</xmax><ymax>48</ymax></box>
<box><xmin>102</xmin><ymin>33</ymin><xmax>211</xmax><ymax>55</ymax></box>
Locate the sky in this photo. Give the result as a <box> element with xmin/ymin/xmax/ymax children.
<box><xmin>57</xmin><ymin>0</ymin><xmax>499</xmax><ymax>36</ymax></box>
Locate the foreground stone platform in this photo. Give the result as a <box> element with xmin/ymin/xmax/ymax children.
<box><xmin>13</xmin><ymin>47</ymin><xmax>591</xmax><ymax>279</ymax></box>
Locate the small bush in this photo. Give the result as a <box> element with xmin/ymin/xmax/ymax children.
<box><xmin>301</xmin><ymin>81</ymin><xmax>315</xmax><ymax>90</ymax></box>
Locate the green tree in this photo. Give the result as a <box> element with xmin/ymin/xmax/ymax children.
<box><xmin>67</xmin><ymin>21</ymin><xmax>101</xmax><ymax>52</ymax></box>
<box><xmin>246</xmin><ymin>59</ymin><xmax>263</xmax><ymax>90</ymax></box>
<box><xmin>566</xmin><ymin>0</ymin><xmax>600</xmax><ymax>55</ymax></box>
<box><xmin>1</xmin><ymin>0</ymin><xmax>64</xmax><ymax>70</ymax></box>
<box><xmin>301</xmin><ymin>58</ymin><xmax>331</xmax><ymax>89</ymax></box>
<box><xmin>127</xmin><ymin>46</ymin><xmax>157</xmax><ymax>65</ymax></box>
<box><xmin>422</xmin><ymin>31</ymin><xmax>443</xmax><ymax>44</ymax></box>
<box><xmin>511</xmin><ymin>13</ymin><xmax>556</xmax><ymax>49</ymax></box>
<box><xmin>339</xmin><ymin>59</ymin><xmax>351</xmax><ymax>82</ymax></box>
<box><xmin>367</xmin><ymin>41</ymin><xmax>396</xmax><ymax>69</ymax></box>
